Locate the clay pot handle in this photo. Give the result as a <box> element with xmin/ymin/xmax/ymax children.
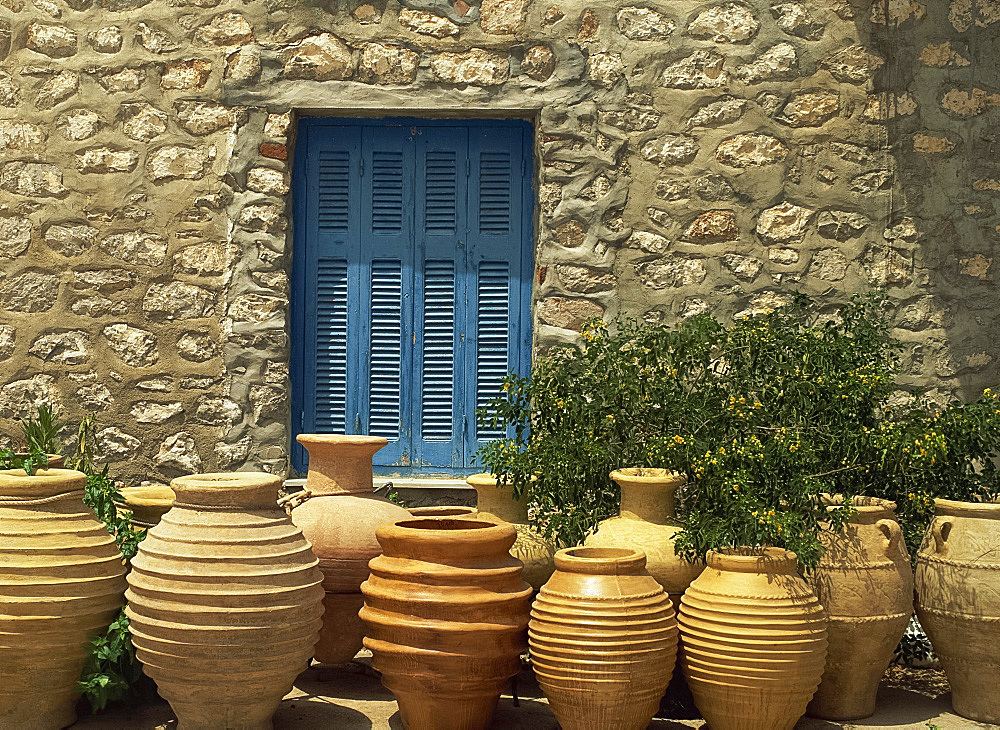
<box><xmin>931</xmin><ymin>518</ymin><xmax>952</xmax><ymax>555</ymax></box>
<box><xmin>876</xmin><ymin>518</ymin><xmax>902</xmax><ymax>555</ymax></box>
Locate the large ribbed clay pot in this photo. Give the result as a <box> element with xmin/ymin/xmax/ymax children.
<box><xmin>807</xmin><ymin>496</ymin><xmax>913</xmax><ymax>720</ymax></box>
<box><xmin>916</xmin><ymin>498</ymin><xmax>1000</xmax><ymax>724</ymax></box>
<box><xmin>679</xmin><ymin>548</ymin><xmax>828</xmax><ymax>730</ymax></box>
<box><xmin>291</xmin><ymin>433</ymin><xmax>410</xmax><ymax>664</ymax></box>
<box><xmin>360</xmin><ymin>517</ymin><xmax>532</xmax><ymax>730</ymax></box>
<box><xmin>529</xmin><ymin>547</ymin><xmax>678</xmax><ymax>729</ymax></box>
<box><xmin>126</xmin><ymin>472</ymin><xmax>325</xmax><ymax>730</ymax></box>
<box><xmin>466</xmin><ymin>472</ymin><xmax>556</xmax><ymax>590</ymax></box>
<box><xmin>0</xmin><ymin>468</ymin><xmax>126</xmax><ymax>729</ymax></box>
<box><xmin>584</xmin><ymin>469</ymin><xmax>703</xmax><ymax>602</ymax></box>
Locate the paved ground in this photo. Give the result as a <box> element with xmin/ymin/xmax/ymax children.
<box><xmin>74</xmin><ymin>658</ymin><xmax>995</xmax><ymax>730</ymax></box>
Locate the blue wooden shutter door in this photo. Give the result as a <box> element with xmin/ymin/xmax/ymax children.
<box><xmin>292</xmin><ymin>119</ymin><xmax>532</xmax><ymax>474</ymax></box>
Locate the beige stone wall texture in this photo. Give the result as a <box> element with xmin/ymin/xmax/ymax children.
<box><xmin>0</xmin><ymin>0</ymin><xmax>997</xmax><ymax>485</ymax></box>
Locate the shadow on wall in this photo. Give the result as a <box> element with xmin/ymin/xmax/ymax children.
<box><xmin>867</xmin><ymin>0</ymin><xmax>1000</xmax><ymax>402</ymax></box>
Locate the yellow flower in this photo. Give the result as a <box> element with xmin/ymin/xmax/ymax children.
<box><xmin>673</xmin><ymin>435</ymin><xmax>685</xmax><ymax>445</ymax></box>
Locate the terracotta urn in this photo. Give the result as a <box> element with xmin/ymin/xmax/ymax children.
<box><xmin>466</xmin><ymin>472</ymin><xmax>557</xmax><ymax>590</ymax></box>
<box><xmin>290</xmin><ymin>433</ymin><xmax>410</xmax><ymax>664</ymax></box>
<box><xmin>408</xmin><ymin>505</ymin><xmax>477</xmax><ymax>518</ymax></box>
<box><xmin>529</xmin><ymin>547</ymin><xmax>678</xmax><ymax>729</ymax></box>
<box><xmin>584</xmin><ymin>468</ymin><xmax>703</xmax><ymax>601</ymax></box>
<box><xmin>119</xmin><ymin>484</ymin><xmax>176</xmax><ymax>527</ymax></box>
<box><xmin>126</xmin><ymin>472</ymin><xmax>325</xmax><ymax>730</ymax></box>
<box><xmin>807</xmin><ymin>496</ymin><xmax>913</xmax><ymax>720</ymax></box>
<box><xmin>679</xmin><ymin>548</ymin><xmax>828</xmax><ymax>730</ymax></box>
<box><xmin>11</xmin><ymin>453</ymin><xmax>64</xmax><ymax>468</ymax></box>
<box><xmin>916</xmin><ymin>498</ymin><xmax>1000</xmax><ymax>724</ymax></box>
<box><xmin>0</xmin><ymin>468</ymin><xmax>126</xmax><ymax>729</ymax></box>
<box><xmin>360</xmin><ymin>517</ymin><xmax>532</xmax><ymax>729</ymax></box>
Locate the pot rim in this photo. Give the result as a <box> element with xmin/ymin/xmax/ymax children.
<box><xmin>820</xmin><ymin>493</ymin><xmax>898</xmax><ymax>515</ymax></box>
<box><xmin>0</xmin><ymin>467</ymin><xmax>86</xmax><ymax>498</ymax></box>
<box><xmin>934</xmin><ymin>497</ymin><xmax>1000</xmax><ymax>519</ymax></box>
<box><xmin>170</xmin><ymin>471</ymin><xmax>280</xmax><ymax>509</ymax></box>
<box><xmin>296</xmin><ymin>433</ymin><xmax>388</xmax><ymax>452</ymax></box>
<box><xmin>554</xmin><ymin>546</ymin><xmax>647</xmax><ymax>575</ymax></box>
<box><xmin>120</xmin><ymin>485</ymin><xmax>176</xmax><ymax>508</ymax></box>
<box><xmin>378</xmin><ymin>516</ymin><xmax>517</xmax><ymax>544</ymax></box>
<box><xmin>610</xmin><ymin>467</ymin><xmax>685</xmax><ymax>486</ymax></box>
<box><xmin>707</xmin><ymin>547</ymin><xmax>798</xmax><ymax>574</ymax></box>
<box><xmin>407</xmin><ymin>505</ymin><xmax>476</xmax><ymax>517</ymax></box>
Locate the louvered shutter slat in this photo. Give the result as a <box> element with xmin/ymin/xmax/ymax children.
<box><xmin>314</xmin><ymin>259</ymin><xmax>349</xmax><ymax>431</ymax></box>
<box><xmin>421</xmin><ymin>260</ymin><xmax>456</xmax><ymax>441</ymax></box>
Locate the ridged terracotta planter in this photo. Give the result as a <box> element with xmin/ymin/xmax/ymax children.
<box><xmin>0</xmin><ymin>468</ymin><xmax>127</xmax><ymax>729</ymax></box>
<box><xmin>916</xmin><ymin>498</ymin><xmax>1000</xmax><ymax>724</ymax></box>
<box><xmin>118</xmin><ymin>484</ymin><xmax>175</xmax><ymax>527</ymax></box>
<box><xmin>584</xmin><ymin>468</ymin><xmax>703</xmax><ymax>601</ymax></box>
<box><xmin>126</xmin><ymin>472</ymin><xmax>325</xmax><ymax>730</ymax></box>
<box><xmin>291</xmin><ymin>434</ymin><xmax>410</xmax><ymax>664</ymax></box>
<box><xmin>360</xmin><ymin>517</ymin><xmax>532</xmax><ymax>730</ymax></box>
<box><xmin>807</xmin><ymin>496</ymin><xmax>913</xmax><ymax>720</ymax></box>
<box><xmin>679</xmin><ymin>548</ymin><xmax>828</xmax><ymax>730</ymax></box>
<box><xmin>529</xmin><ymin>547</ymin><xmax>678</xmax><ymax>729</ymax></box>
<box><xmin>466</xmin><ymin>473</ymin><xmax>556</xmax><ymax>590</ymax></box>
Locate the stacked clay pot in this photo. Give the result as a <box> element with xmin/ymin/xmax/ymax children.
<box><xmin>807</xmin><ymin>496</ymin><xmax>913</xmax><ymax>720</ymax></box>
<box><xmin>916</xmin><ymin>498</ymin><xmax>1000</xmax><ymax>724</ymax></box>
<box><xmin>126</xmin><ymin>472</ymin><xmax>325</xmax><ymax>729</ymax></box>
<box><xmin>360</xmin><ymin>517</ymin><xmax>532</xmax><ymax>729</ymax></box>
<box><xmin>290</xmin><ymin>434</ymin><xmax>410</xmax><ymax>664</ymax></box>
<box><xmin>529</xmin><ymin>547</ymin><xmax>678</xmax><ymax>729</ymax></box>
<box><xmin>466</xmin><ymin>472</ymin><xmax>557</xmax><ymax>590</ymax></box>
<box><xmin>584</xmin><ymin>468</ymin><xmax>703</xmax><ymax>601</ymax></box>
<box><xmin>679</xmin><ymin>548</ymin><xmax>828</xmax><ymax>730</ymax></box>
<box><xmin>0</xmin><ymin>468</ymin><xmax>126</xmax><ymax>729</ymax></box>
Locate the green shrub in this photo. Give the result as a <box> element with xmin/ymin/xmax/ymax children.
<box><xmin>479</xmin><ymin>292</ymin><xmax>1000</xmax><ymax>568</ymax></box>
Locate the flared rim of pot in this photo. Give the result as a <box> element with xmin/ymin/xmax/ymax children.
<box><xmin>610</xmin><ymin>467</ymin><xmax>685</xmax><ymax>486</ymax></box>
<box><xmin>296</xmin><ymin>433</ymin><xmax>389</xmax><ymax>454</ymax></box>
<box><xmin>819</xmin><ymin>493</ymin><xmax>898</xmax><ymax>515</ymax></box>
<box><xmin>120</xmin><ymin>485</ymin><xmax>176</xmax><ymax>508</ymax></box>
<box><xmin>554</xmin><ymin>546</ymin><xmax>648</xmax><ymax>575</ymax></box>
<box><xmin>170</xmin><ymin>471</ymin><xmax>281</xmax><ymax>509</ymax></box>
<box><xmin>407</xmin><ymin>505</ymin><xmax>477</xmax><ymax>517</ymax></box>
<box><xmin>376</xmin><ymin>516</ymin><xmax>517</xmax><ymax>549</ymax></box>
<box><xmin>0</xmin><ymin>467</ymin><xmax>86</xmax><ymax>498</ymax></box>
<box><xmin>934</xmin><ymin>497</ymin><xmax>1000</xmax><ymax>519</ymax></box>
<box><xmin>707</xmin><ymin>547</ymin><xmax>799</xmax><ymax>574</ymax></box>
<box><xmin>465</xmin><ymin>472</ymin><xmax>535</xmax><ymax>488</ymax></box>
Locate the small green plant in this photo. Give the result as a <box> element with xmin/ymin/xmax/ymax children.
<box><xmin>77</xmin><ymin>609</ymin><xmax>145</xmax><ymax>712</ymax></box>
<box><xmin>19</xmin><ymin>404</ymin><xmax>63</xmax><ymax>456</ymax></box>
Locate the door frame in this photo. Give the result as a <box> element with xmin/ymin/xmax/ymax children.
<box><xmin>289</xmin><ymin>116</ymin><xmax>536</xmax><ymax>476</ymax></box>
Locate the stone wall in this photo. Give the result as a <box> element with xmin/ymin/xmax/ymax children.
<box><xmin>0</xmin><ymin>0</ymin><xmax>997</xmax><ymax>485</ymax></box>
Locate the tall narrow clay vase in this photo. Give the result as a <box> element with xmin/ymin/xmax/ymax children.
<box><xmin>679</xmin><ymin>548</ymin><xmax>828</xmax><ymax>730</ymax></box>
<box><xmin>584</xmin><ymin>468</ymin><xmax>703</xmax><ymax>601</ymax></box>
<box><xmin>916</xmin><ymin>498</ymin><xmax>1000</xmax><ymax>724</ymax></box>
<box><xmin>0</xmin><ymin>468</ymin><xmax>127</xmax><ymax>729</ymax></box>
<box><xmin>807</xmin><ymin>496</ymin><xmax>913</xmax><ymax>720</ymax></box>
<box><xmin>291</xmin><ymin>434</ymin><xmax>410</xmax><ymax>664</ymax></box>
<box><xmin>466</xmin><ymin>472</ymin><xmax>556</xmax><ymax>590</ymax></box>
<box><xmin>529</xmin><ymin>547</ymin><xmax>679</xmax><ymax>729</ymax></box>
<box><xmin>360</xmin><ymin>517</ymin><xmax>532</xmax><ymax>730</ymax></box>
<box><xmin>126</xmin><ymin>472</ymin><xmax>325</xmax><ymax>730</ymax></box>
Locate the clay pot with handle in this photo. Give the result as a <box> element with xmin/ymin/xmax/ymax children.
<box><xmin>360</xmin><ymin>517</ymin><xmax>532</xmax><ymax>730</ymax></box>
<box><xmin>529</xmin><ymin>546</ymin><xmax>679</xmax><ymax>729</ymax></box>
<box><xmin>807</xmin><ymin>496</ymin><xmax>913</xmax><ymax>720</ymax></box>
<box><xmin>0</xmin><ymin>468</ymin><xmax>127</xmax><ymax>729</ymax></box>
<box><xmin>916</xmin><ymin>498</ymin><xmax>1000</xmax><ymax>724</ymax></box>
<box><xmin>290</xmin><ymin>433</ymin><xmax>411</xmax><ymax>664</ymax></box>
<box><xmin>678</xmin><ymin>547</ymin><xmax>828</xmax><ymax>730</ymax></box>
